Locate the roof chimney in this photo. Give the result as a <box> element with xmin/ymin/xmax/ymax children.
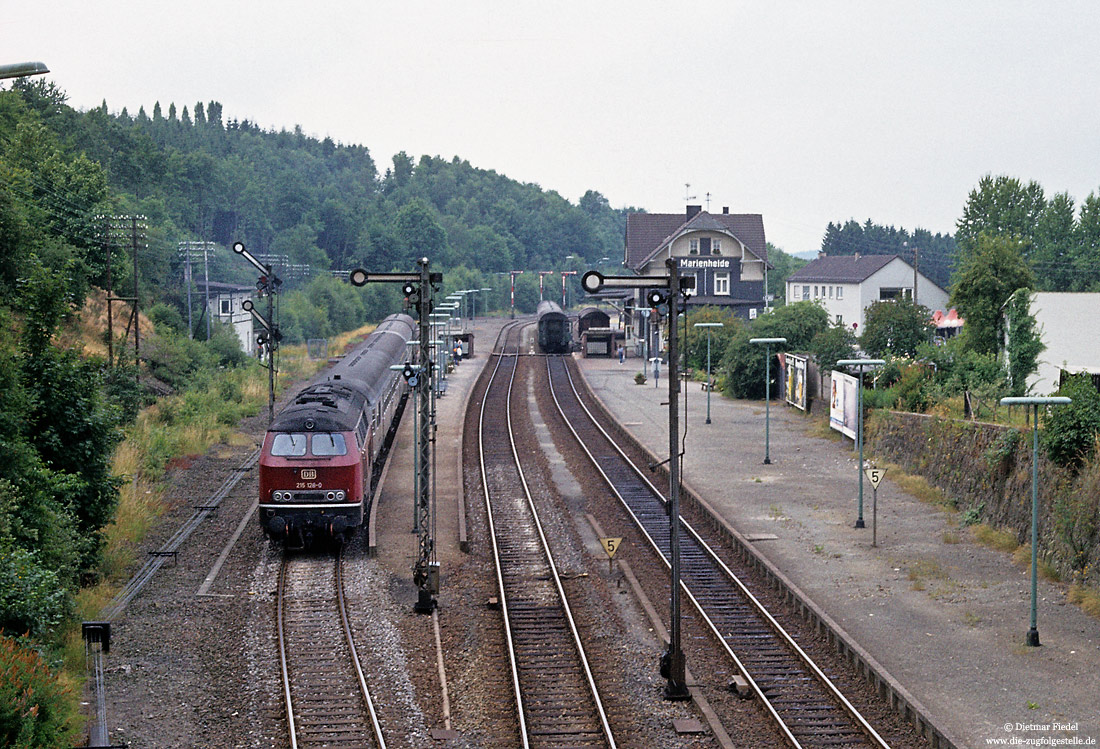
<box><xmin>722</xmin><ymin>206</ymin><xmax>729</xmax><ymax>214</ymax></box>
<box><xmin>854</xmin><ymin>252</ymin><xmax>860</xmax><ymax>261</ymax></box>
<box><xmin>686</xmin><ymin>205</ymin><xmax>702</xmax><ymax>221</ymax></box>
<box><xmin>818</xmin><ymin>251</ymin><xmax>827</xmax><ymax>259</ymax></box>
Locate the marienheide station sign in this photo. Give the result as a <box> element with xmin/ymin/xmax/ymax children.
<box><xmin>676</xmin><ymin>257</ymin><xmax>733</xmax><ymax>271</ymax></box>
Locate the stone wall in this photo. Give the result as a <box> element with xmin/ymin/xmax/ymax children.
<box><xmin>865</xmin><ymin>410</ymin><xmax>1099</xmax><ymax>584</ymax></box>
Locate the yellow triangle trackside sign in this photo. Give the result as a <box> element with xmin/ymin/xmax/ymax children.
<box><xmin>600</xmin><ymin>537</ymin><xmax>623</xmax><ymax>559</ymax></box>
<box><xmin>864</xmin><ymin>466</ymin><xmax>887</xmax><ymax>489</ymax></box>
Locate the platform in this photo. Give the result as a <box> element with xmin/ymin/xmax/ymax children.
<box><xmin>578</xmin><ymin>353</ymin><xmax>1100</xmax><ymax>748</ymax></box>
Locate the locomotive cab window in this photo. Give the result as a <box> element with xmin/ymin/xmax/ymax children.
<box><xmin>270</xmin><ymin>433</ymin><xmax>308</xmax><ymax>456</ymax></box>
<box><xmin>311</xmin><ymin>433</ymin><xmax>348</xmax><ymax>456</ymax></box>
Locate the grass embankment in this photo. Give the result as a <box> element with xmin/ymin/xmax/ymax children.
<box><xmin>62</xmin><ymin>329</ymin><xmax>377</xmax><ymax>672</ymax></box>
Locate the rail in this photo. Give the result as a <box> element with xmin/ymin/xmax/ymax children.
<box><xmin>277</xmin><ymin>550</ymin><xmax>386</xmax><ymax>749</ymax></box>
<box><xmin>547</xmin><ymin>355</ymin><xmax>891</xmax><ymax>749</ymax></box>
<box><xmin>477</xmin><ymin>323</ymin><xmax>615</xmax><ymax>748</ymax></box>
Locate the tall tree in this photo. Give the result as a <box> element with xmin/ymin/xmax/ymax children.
<box><xmin>1003</xmin><ymin>287</ymin><xmax>1044</xmax><ymax>396</ymax></box>
<box><xmin>956</xmin><ymin>175</ymin><xmax>1046</xmax><ymax>252</ymax></box>
<box><xmin>949</xmin><ymin>234</ymin><xmax>1033</xmax><ymax>356</ymax></box>
<box><xmin>860</xmin><ymin>299</ymin><xmax>933</xmax><ymax>358</ymax></box>
<box><xmin>1075</xmin><ymin>190</ymin><xmax>1100</xmax><ymax>291</ymax></box>
<box><xmin>1032</xmin><ymin>192</ymin><xmax>1077</xmax><ymax>291</ymax></box>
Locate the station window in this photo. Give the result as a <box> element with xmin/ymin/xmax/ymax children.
<box><xmin>836</xmin><ymin>286</ymin><xmax>844</xmax><ymax>300</ymax></box>
<box><xmin>220</xmin><ymin>298</ymin><xmax>232</xmax><ymax>316</ymax></box>
<box><xmin>802</xmin><ymin>285</ymin><xmax>810</xmax><ymax>301</ymax></box>
<box><xmin>714</xmin><ymin>272</ymin><xmax>730</xmax><ymax>295</ymax></box>
<box><xmin>688</xmin><ymin>238</ymin><xmax>699</xmax><ymax>255</ymax></box>
<box><xmin>712</xmin><ymin>239</ymin><xmax>722</xmax><ymax>255</ymax></box>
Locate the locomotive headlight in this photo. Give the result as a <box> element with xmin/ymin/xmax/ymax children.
<box><xmin>335</xmin><ymin>490</ymin><xmax>346</xmax><ymax>501</ymax></box>
<box><xmin>326</xmin><ymin>491</ymin><xmax>336</xmax><ymax>501</ymax></box>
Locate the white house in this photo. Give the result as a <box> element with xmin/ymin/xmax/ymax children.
<box><xmin>198</xmin><ymin>281</ymin><xmax>257</xmax><ymax>356</ymax></box>
<box><xmin>785</xmin><ymin>254</ymin><xmax>949</xmax><ymax>334</ymax></box>
<box><xmin>1025</xmin><ymin>292</ymin><xmax>1100</xmax><ymax>395</ymax></box>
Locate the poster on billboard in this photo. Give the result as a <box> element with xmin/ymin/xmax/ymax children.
<box><xmin>830</xmin><ymin>370</ymin><xmax>859</xmax><ymax>440</ymax></box>
<box><xmin>784</xmin><ymin>353</ymin><xmax>807</xmax><ymax>410</ymax></box>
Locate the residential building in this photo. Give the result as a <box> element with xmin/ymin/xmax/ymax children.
<box><xmin>1024</xmin><ymin>292</ymin><xmax>1100</xmax><ymax>395</ymax></box>
<box><xmin>784</xmin><ymin>253</ymin><xmax>948</xmax><ymax>333</ymax></box>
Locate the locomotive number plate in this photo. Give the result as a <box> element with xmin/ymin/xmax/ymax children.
<box><xmin>300</xmin><ymin>469</ymin><xmax>317</xmax><ymax>480</ymax></box>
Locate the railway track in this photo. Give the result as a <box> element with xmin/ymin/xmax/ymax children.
<box><xmin>546</xmin><ymin>354</ymin><xmax>891</xmax><ymax>749</ymax></box>
<box><xmin>277</xmin><ymin>550</ymin><xmax>386</xmax><ymax>749</ymax></box>
<box><xmin>477</xmin><ymin>324</ymin><xmax>616</xmax><ymax>749</ymax></box>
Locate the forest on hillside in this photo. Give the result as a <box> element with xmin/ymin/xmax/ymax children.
<box><xmin>8</xmin><ymin>80</ymin><xmax>634</xmax><ymax>307</ymax></box>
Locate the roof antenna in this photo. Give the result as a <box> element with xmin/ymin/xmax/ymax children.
<box><xmin>705</xmin><ymin>192</ymin><xmax>711</xmax><ymax>211</ymax></box>
<box><xmin>684</xmin><ymin>183</ymin><xmax>696</xmax><ymax>202</ymax></box>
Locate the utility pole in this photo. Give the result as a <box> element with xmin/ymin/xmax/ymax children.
<box><xmin>913</xmin><ymin>245</ymin><xmax>919</xmax><ymax>307</ymax></box>
<box><xmin>177</xmin><ymin>241</ymin><xmax>217</xmax><ymax>339</ymax></box>
<box><xmin>97</xmin><ymin>215</ymin><xmax>146</xmax><ymax>368</ymax></box>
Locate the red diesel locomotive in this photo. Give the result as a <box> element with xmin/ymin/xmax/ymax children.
<box><xmin>258</xmin><ymin>313</ymin><xmax>416</xmax><ymax>545</ymax></box>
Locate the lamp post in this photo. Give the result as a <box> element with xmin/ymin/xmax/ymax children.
<box><xmin>478</xmin><ymin>287</ymin><xmax>491</xmax><ymax>318</ymax></box>
<box><xmin>0</xmin><ymin>62</ymin><xmax>49</xmax><ymax>80</ymax></box>
<box><xmin>835</xmin><ymin>359</ymin><xmax>885</xmax><ymax>527</ymax></box>
<box><xmin>694</xmin><ymin>323</ymin><xmax>724</xmax><ymax>424</ymax></box>
<box><xmin>750</xmin><ymin>338</ymin><xmax>787</xmax><ymax>463</ymax></box>
<box><xmin>999</xmin><ymin>396</ymin><xmax>1071</xmax><ymax>647</ymax></box>
<box><xmin>430</xmin><ymin>313</ymin><xmax>450</xmax><ymax>380</ymax></box>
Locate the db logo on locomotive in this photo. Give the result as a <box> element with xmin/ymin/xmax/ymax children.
<box><xmin>299</xmin><ymin>469</ymin><xmax>317</xmax><ymax>480</ymax></box>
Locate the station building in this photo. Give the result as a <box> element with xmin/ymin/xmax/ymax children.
<box><xmin>622</xmin><ymin>205</ymin><xmax>770</xmax><ymax>355</ymax></box>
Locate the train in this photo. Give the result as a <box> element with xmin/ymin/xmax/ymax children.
<box><xmin>536</xmin><ymin>299</ymin><xmax>572</xmax><ymax>354</ymax></box>
<box><xmin>258</xmin><ymin>313</ymin><xmax>417</xmax><ymax>545</ymax></box>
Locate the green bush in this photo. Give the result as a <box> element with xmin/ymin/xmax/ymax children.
<box><xmin>0</xmin><ymin>633</ymin><xmax>81</xmax><ymax>748</ymax></box>
<box><xmin>207</xmin><ymin>322</ymin><xmax>247</xmax><ymax>368</ymax></box>
<box><xmin>893</xmin><ymin>363</ymin><xmax>934</xmax><ymax>413</ymax></box>
<box><xmin>720</xmin><ymin>302</ymin><xmax>829</xmax><ymax>399</ymax></box>
<box><xmin>919</xmin><ymin>339</ymin><xmax>1006</xmax><ymax>400</ymax></box>
<box><xmin>146</xmin><ymin>301</ymin><xmax>186</xmax><ymax>334</ymax></box>
<box><xmin>862</xmin><ymin>386</ymin><xmax>898</xmax><ymax>411</ymax></box>
<box><xmin>0</xmin><ymin>545</ymin><xmax>67</xmax><ymax>638</ymax></box>
<box><xmin>103</xmin><ymin>364</ymin><xmax>148</xmax><ymax>424</ymax></box>
<box><xmin>1042</xmin><ymin>375</ymin><xmax>1100</xmax><ymax>468</ymax></box>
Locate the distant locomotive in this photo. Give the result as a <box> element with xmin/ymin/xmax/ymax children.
<box><xmin>258</xmin><ymin>313</ymin><xmax>416</xmax><ymax>545</ymax></box>
<box><xmin>536</xmin><ymin>299</ymin><xmax>572</xmax><ymax>354</ymax></box>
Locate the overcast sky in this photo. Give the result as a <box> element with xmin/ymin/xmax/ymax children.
<box><xmin>5</xmin><ymin>2</ymin><xmax>1099</xmax><ymax>255</ymax></box>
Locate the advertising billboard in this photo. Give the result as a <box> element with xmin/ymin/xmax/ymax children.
<box><xmin>830</xmin><ymin>370</ymin><xmax>859</xmax><ymax>440</ymax></box>
<box><xmin>784</xmin><ymin>353</ymin><xmax>808</xmax><ymax>411</ymax></box>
